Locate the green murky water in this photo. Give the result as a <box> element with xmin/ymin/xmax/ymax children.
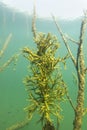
<box><xmin>0</xmin><ymin>3</ymin><xmax>87</xmax><ymax>130</ymax></box>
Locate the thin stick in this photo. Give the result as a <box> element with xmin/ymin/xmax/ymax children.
<box><xmin>32</xmin><ymin>0</ymin><xmax>37</xmax><ymax>38</ymax></box>
<box><xmin>6</xmin><ymin>119</ymin><xmax>29</xmax><ymax>130</ymax></box>
<box><xmin>52</xmin><ymin>15</ymin><xmax>76</xmax><ymax>67</ymax></box>
<box><xmin>66</xmin><ymin>93</ymin><xmax>76</xmax><ymax>111</ymax></box>
<box><xmin>65</xmin><ymin>34</ymin><xmax>79</xmax><ymax>45</ymax></box>
<box><xmin>0</xmin><ymin>33</ymin><xmax>12</xmax><ymax>57</ymax></box>
<box><xmin>0</xmin><ymin>54</ymin><xmax>19</xmax><ymax>72</ymax></box>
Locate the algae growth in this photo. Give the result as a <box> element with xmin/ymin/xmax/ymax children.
<box><xmin>23</xmin><ymin>32</ymin><xmax>67</xmax><ymax>129</ymax></box>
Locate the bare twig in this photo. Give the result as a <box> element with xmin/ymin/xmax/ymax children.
<box><xmin>52</xmin><ymin>15</ymin><xmax>76</xmax><ymax>67</ymax></box>
<box><xmin>63</xmin><ymin>82</ymin><xmax>76</xmax><ymax>111</ymax></box>
<box><xmin>6</xmin><ymin>119</ymin><xmax>29</xmax><ymax>130</ymax></box>
<box><xmin>66</xmin><ymin>93</ymin><xmax>76</xmax><ymax>111</ymax></box>
<box><xmin>0</xmin><ymin>33</ymin><xmax>12</xmax><ymax>57</ymax></box>
<box><xmin>32</xmin><ymin>0</ymin><xmax>37</xmax><ymax>38</ymax></box>
<box><xmin>65</xmin><ymin>34</ymin><xmax>79</xmax><ymax>45</ymax></box>
<box><xmin>0</xmin><ymin>54</ymin><xmax>19</xmax><ymax>72</ymax></box>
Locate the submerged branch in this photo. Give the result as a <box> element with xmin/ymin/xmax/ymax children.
<box><xmin>72</xmin><ymin>12</ymin><xmax>87</xmax><ymax>130</ymax></box>
<box><xmin>0</xmin><ymin>54</ymin><xmax>19</xmax><ymax>72</ymax></box>
<box><xmin>66</xmin><ymin>92</ymin><xmax>76</xmax><ymax>111</ymax></box>
<box><xmin>63</xmin><ymin>82</ymin><xmax>76</xmax><ymax>111</ymax></box>
<box><xmin>52</xmin><ymin>15</ymin><xmax>76</xmax><ymax>67</ymax></box>
<box><xmin>76</xmin><ymin>13</ymin><xmax>87</xmax><ymax>72</ymax></box>
<box><xmin>6</xmin><ymin>119</ymin><xmax>29</xmax><ymax>130</ymax></box>
<box><xmin>32</xmin><ymin>0</ymin><xmax>37</xmax><ymax>38</ymax></box>
<box><xmin>0</xmin><ymin>33</ymin><xmax>12</xmax><ymax>57</ymax></box>
<box><xmin>65</xmin><ymin>34</ymin><xmax>79</xmax><ymax>45</ymax></box>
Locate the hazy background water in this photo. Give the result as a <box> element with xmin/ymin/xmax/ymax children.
<box><xmin>0</xmin><ymin>3</ymin><xmax>87</xmax><ymax>130</ymax></box>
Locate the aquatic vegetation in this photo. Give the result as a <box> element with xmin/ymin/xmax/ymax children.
<box><xmin>22</xmin><ymin>2</ymin><xmax>68</xmax><ymax>129</ymax></box>
<box><xmin>23</xmin><ymin>32</ymin><xmax>67</xmax><ymax>129</ymax></box>
<box><xmin>53</xmin><ymin>12</ymin><xmax>87</xmax><ymax>130</ymax></box>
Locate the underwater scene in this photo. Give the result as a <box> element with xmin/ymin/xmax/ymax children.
<box><xmin>0</xmin><ymin>1</ymin><xmax>87</xmax><ymax>130</ymax></box>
